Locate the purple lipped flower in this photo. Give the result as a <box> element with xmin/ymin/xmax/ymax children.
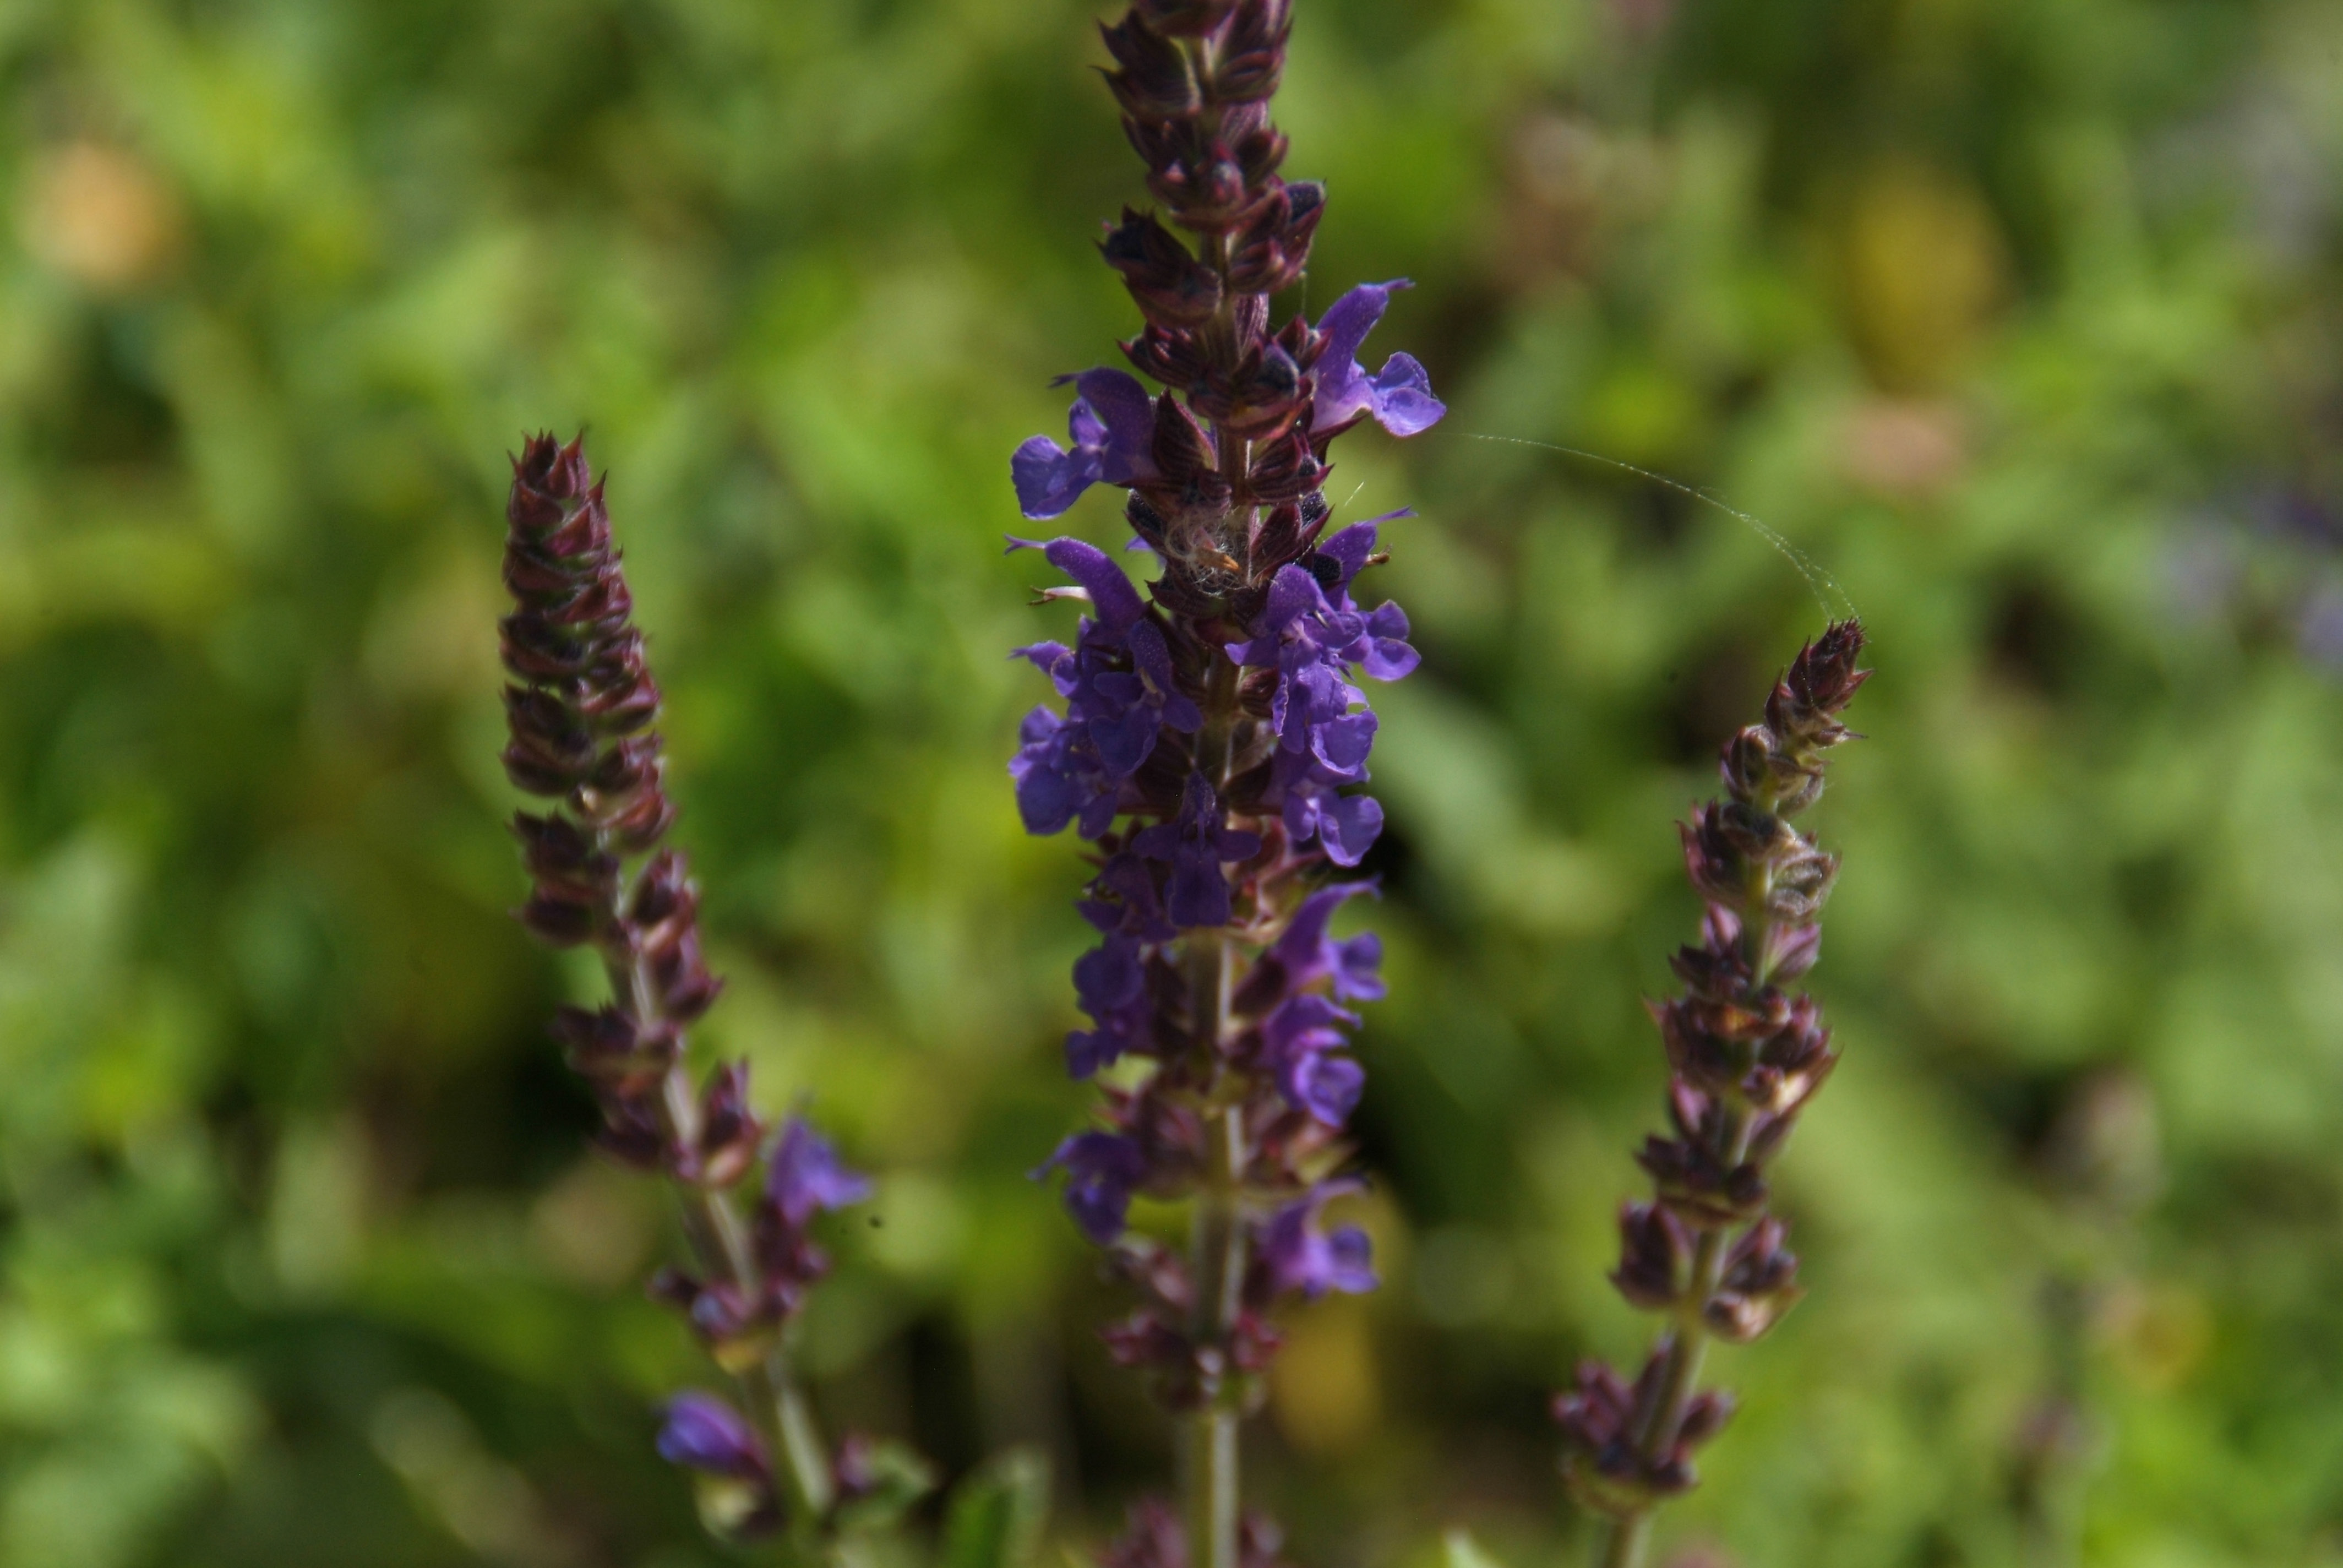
<box><xmin>656</xmin><ymin>1392</ymin><xmax>769</xmax><ymax>1481</ymax></box>
<box><xmin>1272</xmin><ymin>883</ymin><xmax>1386</xmax><ymax>1003</ymax></box>
<box><xmin>1260</xmin><ymin>1183</ymin><xmax>1377</xmax><ymax>1299</ymax></box>
<box><xmin>1012</xmin><ymin>535</ymin><xmax>1149</xmax><ymax>632</ymax></box>
<box><xmin>1132</xmin><ymin>774</ymin><xmax>1264</xmax><ymax>928</ymax></box>
<box><xmin>1077</xmin><ymin>850</ymin><xmax>1177</xmax><ymax>944</ymax></box>
<box><xmin>1262</xmin><ymin>992</ymin><xmax>1364</xmax><ymax>1125</ymax></box>
<box><xmin>1034</xmin><ymin>1131</ymin><xmax>1148</xmax><ymax>1244</ymax></box>
<box><xmin>765</xmin><ymin>1118</ymin><xmax>873</xmax><ymax>1231</ymax></box>
<box><xmin>1009</xmin><ymin>705</ymin><xmax>1118</xmax><ymax>837</ymax></box>
<box><xmin>1013</xmin><ymin>369</ymin><xmax>1162</xmax><ymax>519</ymax></box>
<box><xmin>1286</xmin><ymin>1052</ymin><xmax>1366</xmax><ymax>1126</ymax></box>
<box><xmin>1232</xmin><ymin>562</ymin><xmax>1418</xmax><ymax>770</ymax></box>
<box><xmin>1310</xmin><ymin>282</ymin><xmax>1447</xmax><ymax>437</ymax></box>
<box><xmin>1009</xmin><ymin>540</ymin><xmax>1205</xmax><ymax>836</ymax></box>
<box><xmin>1275</xmin><ymin>753</ymin><xmax>1386</xmax><ymax>868</ymax></box>
<box><xmin>1069</xmin><ymin>934</ymin><xmax>1152</xmax><ymax>1077</ymax></box>
<box><xmin>1074</xmin><ymin>619</ymin><xmax>1203</xmax><ymax>775</ymax></box>
<box><xmin>1349</xmin><ymin>600</ymin><xmax>1420</xmax><ymax>681</ymax></box>
<box><xmin>1232</xmin><ymin>569</ymin><xmax>1364</xmax><ymax>752</ymax></box>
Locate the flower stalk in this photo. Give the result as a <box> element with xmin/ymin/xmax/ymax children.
<box><xmin>499</xmin><ymin>433</ymin><xmax>870</xmax><ymax>1543</ymax></box>
<box><xmin>1555</xmin><ymin>623</ymin><xmax>1870</xmax><ymax>1568</ymax></box>
<box><xmin>1009</xmin><ymin>1</ymin><xmax>1442</xmax><ymax>1560</ymax></box>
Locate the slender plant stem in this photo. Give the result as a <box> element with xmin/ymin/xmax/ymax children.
<box><xmin>1185</xmin><ymin>631</ymin><xmax>1247</xmax><ymax>1568</ymax></box>
<box><xmin>1187</xmin><ymin>1405</ymin><xmax>1241</xmax><ymax>1568</ymax></box>
<box><xmin>1187</xmin><ymin>1102</ymin><xmax>1246</xmax><ymax>1568</ymax></box>
<box><xmin>1596</xmin><ymin>1514</ymin><xmax>1651</xmax><ymax>1568</ymax></box>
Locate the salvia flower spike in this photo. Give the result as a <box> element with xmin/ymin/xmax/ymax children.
<box><xmin>1007</xmin><ymin>6</ymin><xmax>1443</xmax><ymax>1567</ymax></box>
<box><xmin>1556</xmin><ymin>622</ymin><xmax>1870</xmax><ymax>1568</ymax></box>
<box><xmin>500</xmin><ymin>432</ymin><xmax>869</xmax><ymax>1541</ymax></box>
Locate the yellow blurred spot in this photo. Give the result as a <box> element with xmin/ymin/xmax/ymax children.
<box><xmin>19</xmin><ymin>141</ymin><xmax>184</xmax><ymax>294</ymax></box>
<box><xmin>2097</xmin><ymin>1281</ymin><xmax>2213</xmax><ymax>1392</ymax></box>
<box><xmin>1268</xmin><ymin>1297</ymin><xmax>1380</xmax><ymax>1455</ymax></box>
<box><xmin>1840</xmin><ymin>159</ymin><xmax>2007</xmax><ymax>393</ymax></box>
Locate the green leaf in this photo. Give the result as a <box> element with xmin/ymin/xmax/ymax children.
<box><xmin>939</xmin><ymin>1449</ymin><xmax>1050</xmax><ymax>1568</ymax></box>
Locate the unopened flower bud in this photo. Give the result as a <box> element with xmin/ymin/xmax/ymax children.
<box><xmin>1610</xmin><ymin>1201</ymin><xmax>1695</xmax><ymax>1310</ymax></box>
<box><xmin>1100</xmin><ymin>14</ymin><xmax>1199</xmax><ymax>119</ymax></box>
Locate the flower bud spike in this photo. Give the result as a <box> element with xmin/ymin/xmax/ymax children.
<box><xmin>497</xmin><ymin>432</ymin><xmax>870</xmax><ymax>1538</ymax></box>
<box><xmin>1562</xmin><ymin>624</ymin><xmax>1868</xmax><ymax>1565</ymax></box>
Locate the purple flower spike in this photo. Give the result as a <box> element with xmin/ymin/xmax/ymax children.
<box><xmin>765</xmin><ymin>1118</ymin><xmax>873</xmax><ymax>1230</ymax></box>
<box><xmin>1311</xmin><ymin>282</ymin><xmax>1447</xmax><ymax>438</ymax></box>
<box><xmin>1004</xmin><ymin>0</ymin><xmax>1432</xmax><ymax>1429</ymax></box>
<box><xmin>1034</xmin><ymin>1131</ymin><xmax>1148</xmax><ymax>1244</ymax></box>
<box><xmin>1260</xmin><ymin>1183</ymin><xmax>1378</xmax><ymax>1299</ymax></box>
<box><xmin>656</xmin><ymin>1392</ymin><xmax>769</xmax><ymax>1480</ymax></box>
<box><xmin>1013</xmin><ymin>369</ymin><xmax>1161</xmax><ymax>519</ymax></box>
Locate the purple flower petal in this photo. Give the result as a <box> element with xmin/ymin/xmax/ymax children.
<box><xmin>1315</xmin><ymin>522</ymin><xmax>1381</xmax><ymax>586</ymax></box>
<box><xmin>1284</xmin><ymin>1049</ymin><xmax>1365</xmax><ymax>1126</ymax></box>
<box><xmin>1066</xmin><ymin>935</ymin><xmax>1149</xmax><ymax>1079</ymax></box>
<box><xmin>1260</xmin><ymin>1182</ymin><xmax>1378</xmax><ymax>1299</ymax></box>
<box><xmin>1330</xmin><ymin>930</ymin><xmax>1385</xmax><ymax>1002</ymax></box>
<box><xmin>1323</xmin><ymin>1225</ymin><xmax>1378</xmax><ymax>1293</ymax></box>
<box><xmin>1309</xmin><ymin>281</ymin><xmax>1443</xmax><ymax>438</ymax></box>
<box><xmin>1278</xmin><ymin>885</ymin><xmax>1364</xmax><ymax>958</ymax></box>
<box><xmin>1013</xmin><ymin>373</ymin><xmax>1163</xmax><ymax>519</ymax></box>
<box><xmin>1009</xmin><ymin>707</ymin><xmax>1080</xmax><ymax>834</ymax></box>
<box><xmin>1318</xmin><ymin>791</ymin><xmax>1383</xmax><ymax>867</ymax></box>
<box><xmin>1012</xmin><ymin>435</ymin><xmax>1106</xmax><ymax>520</ymax></box>
<box><xmin>657</xmin><ymin>1392</ymin><xmax>768</xmax><ymax>1480</ymax></box>
<box><xmin>1256</xmin><ymin>563</ymin><xmax>1325</xmax><ymax>645</ymax></box>
<box><xmin>1311</xmin><ymin>283</ymin><xmax>1399</xmax><ymax>429</ymax></box>
<box><xmin>1032</xmin><ymin>1132</ymin><xmax>1146</xmax><ymax>1244</ymax></box>
<box><xmin>1042</xmin><ymin>537</ymin><xmax>1147</xmax><ymax>634</ymax></box>
<box><xmin>1067</xmin><ymin>369</ymin><xmax>1159</xmax><ymax>483</ymax></box>
<box><xmin>1367</xmin><ymin>352</ymin><xmax>1446</xmax><ymax>435</ymax></box>
<box><xmin>766</xmin><ymin>1118</ymin><xmax>872</xmax><ymax>1230</ymax></box>
<box><xmin>1313</xmin><ymin>710</ymin><xmax>1377</xmax><ymax>778</ymax></box>
<box><xmin>1010</xmin><ymin>641</ymin><xmax>1077</xmax><ymax>696</ymax></box>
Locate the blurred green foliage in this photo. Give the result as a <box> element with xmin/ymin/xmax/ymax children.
<box><xmin>2</xmin><ymin>0</ymin><xmax>2342</xmax><ymax>1565</ymax></box>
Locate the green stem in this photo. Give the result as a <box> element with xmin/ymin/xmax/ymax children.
<box><xmin>1183</xmin><ymin>631</ymin><xmax>1248</xmax><ymax>1568</ymax></box>
<box><xmin>1187</xmin><ymin>1407</ymin><xmax>1241</xmax><ymax>1568</ymax></box>
<box><xmin>1596</xmin><ymin>1514</ymin><xmax>1651</xmax><ymax>1568</ymax></box>
<box><xmin>1187</xmin><ymin>1103</ymin><xmax>1246</xmax><ymax>1568</ymax></box>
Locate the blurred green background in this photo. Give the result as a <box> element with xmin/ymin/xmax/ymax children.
<box><xmin>3</xmin><ymin>0</ymin><xmax>2342</xmax><ymax>1564</ymax></box>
